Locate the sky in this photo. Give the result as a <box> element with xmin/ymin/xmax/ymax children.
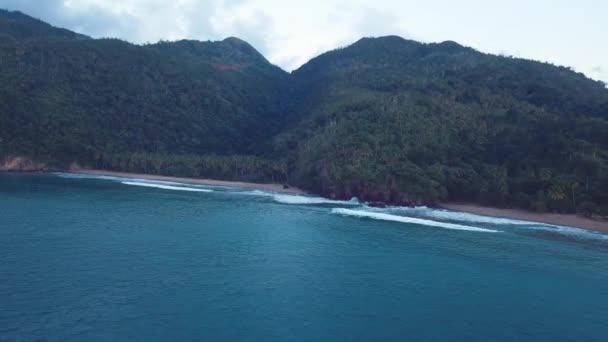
<box><xmin>1</xmin><ymin>0</ymin><xmax>606</xmax><ymax>82</ymax></box>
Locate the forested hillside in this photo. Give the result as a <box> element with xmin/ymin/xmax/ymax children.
<box><xmin>278</xmin><ymin>36</ymin><xmax>608</xmax><ymax>214</ymax></box>
<box><xmin>1</xmin><ymin>10</ymin><xmax>607</xmax><ymax>216</ymax></box>
<box><xmin>0</xmin><ymin>9</ymin><xmax>290</xmax><ymax>165</ymax></box>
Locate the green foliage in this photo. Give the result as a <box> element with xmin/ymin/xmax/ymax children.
<box><xmin>275</xmin><ymin>36</ymin><xmax>608</xmax><ymax>215</ymax></box>
<box><xmin>2</xmin><ymin>10</ymin><xmax>608</xmax><ymax>216</ymax></box>
<box><xmin>96</xmin><ymin>152</ymin><xmax>288</xmax><ymax>183</ymax></box>
<box><xmin>0</xmin><ymin>10</ymin><xmax>291</xmax><ymax>161</ymax></box>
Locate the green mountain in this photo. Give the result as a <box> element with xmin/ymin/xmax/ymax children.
<box><xmin>0</xmin><ymin>9</ymin><xmax>290</xmax><ymax>161</ymax></box>
<box><xmin>278</xmin><ymin>36</ymin><xmax>608</xmax><ymax>214</ymax></box>
<box><xmin>0</xmin><ymin>9</ymin><xmax>89</xmax><ymax>40</ymax></box>
<box><xmin>1</xmin><ymin>10</ymin><xmax>607</xmax><ymax>216</ymax></box>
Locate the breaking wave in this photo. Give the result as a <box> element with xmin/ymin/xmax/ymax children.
<box><xmin>374</xmin><ymin>206</ymin><xmax>608</xmax><ymax>242</ymax></box>
<box><xmin>427</xmin><ymin>210</ymin><xmax>534</xmax><ymax>225</ymax></box>
<box><xmin>54</xmin><ymin>172</ymin><xmax>184</xmax><ymax>186</ymax></box>
<box><xmin>121</xmin><ymin>181</ymin><xmax>213</xmax><ymax>192</ymax></box>
<box><xmin>388</xmin><ymin>207</ymin><xmax>535</xmax><ymax>226</ymax></box>
<box><xmin>273</xmin><ymin>194</ymin><xmax>359</xmax><ymax>205</ymax></box>
<box><xmin>53</xmin><ymin>172</ymin><xmax>125</xmax><ymax>182</ymax></box>
<box><xmin>235</xmin><ymin>190</ymin><xmax>275</xmax><ymax>197</ymax></box>
<box><xmin>331</xmin><ymin>208</ymin><xmax>500</xmax><ymax>233</ymax></box>
<box><xmin>522</xmin><ymin>224</ymin><xmax>608</xmax><ymax>242</ymax></box>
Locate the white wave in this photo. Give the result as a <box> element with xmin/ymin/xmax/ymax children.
<box><xmin>55</xmin><ymin>172</ymin><xmax>216</xmax><ymax>188</ymax></box>
<box><xmin>380</xmin><ymin>206</ymin><xmax>557</xmax><ymax>226</ymax></box>
<box><xmin>236</xmin><ymin>190</ymin><xmax>275</xmax><ymax>197</ymax></box>
<box><xmin>273</xmin><ymin>194</ymin><xmax>359</xmax><ymax>205</ymax></box>
<box><xmin>422</xmin><ymin>209</ymin><xmax>534</xmax><ymax>226</ymax></box>
<box><xmin>523</xmin><ymin>224</ymin><xmax>608</xmax><ymax>242</ymax></box>
<box><xmin>55</xmin><ymin>172</ymin><xmax>172</xmax><ymax>184</ymax></box>
<box><xmin>121</xmin><ymin>181</ymin><xmax>213</xmax><ymax>192</ymax></box>
<box><xmin>370</xmin><ymin>206</ymin><xmax>608</xmax><ymax>242</ymax></box>
<box><xmin>331</xmin><ymin>208</ymin><xmax>500</xmax><ymax>233</ymax></box>
<box><xmin>53</xmin><ymin>172</ymin><xmax>125</xmax><ymax>182</ymax></box>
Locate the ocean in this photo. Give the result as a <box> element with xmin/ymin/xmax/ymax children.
<box><xmin>1</xmin><ymin>173</ymin><xmax>607</xmax><ymax>341</ymax></box>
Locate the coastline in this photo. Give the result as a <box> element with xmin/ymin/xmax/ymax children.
<box><xmin>70</xmin><ymin>169</ymin><xmax>307</xmax><ymax>195</ymax></box>
<box><xmin>76</xmin><ymin>170</ymin><xmax>608</xmax><ymax>233</ymax></box>
<box><xmin>441</xmin><ymin>203</ymin><xmax>608</xmax><ymax>233</ymax></box>
<box><xmin>5</xmin><ymin>166</ymin><xmax>607</xmax><ymax>234</ymax></box>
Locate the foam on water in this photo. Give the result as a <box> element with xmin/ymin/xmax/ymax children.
<box><xmin>236</xmin><ymin>190</ymin><xmax>275</xmax><ymax>197</ymax></box>
<box><xmin>54</xmin><ymin>172</ymin><xmax>184</xmax><ymax>185</ymax></box>
<box><xmin>121</xmin><ymin>181</ymin><xmax>213</xmax><ymax>192</ymax></box>
<box><xmin>523</xmin><ymin>224</ymin><xmax>608</xmax><ymax>242</ymax></box>
<box><xmin>273</xmin><ymin>194</ymin><xmax>359</xmax><ymax>205</ymax></box>
<box><xmin>55</xmin><ymin>172</ymin><xmax>217</xmax><ymax>189</ymax></box>
<box><xmin>379</xmin><ymin>206</ymin><xmax>608</xmax><ymax>242</ymax></box>
<box><xmin>332</xmin><ymin>208</ymin><xmax>500</xmax><ymax>233</ymax></box>
<box><xmin>53</xmin><ymin>172</ymin><xmax>125</xmax><ymax>182</ymax></box>
<box><xmin>427</xmin><ymin>210</ymin><xmax>537</xmax><ymax>225</ymax></box>
<box><xmin>388</xmin><ymin>206</ymin><xmax>536</xmax><ymax>226</ymax></box>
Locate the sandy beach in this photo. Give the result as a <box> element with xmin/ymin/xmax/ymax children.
<box><xmin>441</xmin><ymin>203</ymin><xmax>608</xmax><ymax>233</ymax></box>
<box><xmin>72</xmin><ymin>169</ymin><xmax>307</xmax><ymax>195</ymax></box>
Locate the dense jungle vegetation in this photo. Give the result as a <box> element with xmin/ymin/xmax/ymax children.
<box><xmin>1</xmin><ymin>9</ymin><xmax>607</xmax><ymax>216</ymax></box>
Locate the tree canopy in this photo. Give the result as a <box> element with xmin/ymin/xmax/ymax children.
<box><xmin>2</xmin><ymin>10</ymin><xmax>607</xmax><ymax>216</ymax></box>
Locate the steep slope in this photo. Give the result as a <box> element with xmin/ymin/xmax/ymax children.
<box><xmin>276</xmin><ymin>36</ymin><xmax>608</xmax><ymax>214</ymax></box>
<box><xmin>1</xmin><ymin>11</ymin><xmax>607</xmax><ymax>215</ymax></box>
<box><xmin>0</xmin><ymin>9</ymin><xmax>88</xmax><ymax>40</ymax></box>
<box><xmin>0</xmin><ymin>10</ymin><xmax>290</xmax><ymax>166</ymax></box>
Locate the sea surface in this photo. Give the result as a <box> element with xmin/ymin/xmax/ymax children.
<box><xmin>1</xmin><ymin>173</ymin><xmax>607</xmax><ymax>341</ymax></box>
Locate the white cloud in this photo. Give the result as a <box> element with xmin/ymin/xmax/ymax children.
<box><xmin>590</xmin><ymin>66</ymin><xmax>607</xmax><ymax>84</ymax></box>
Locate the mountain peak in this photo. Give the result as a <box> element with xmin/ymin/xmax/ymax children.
<box><xmin>219</xmin><ymin>36</ymin><xmax>269</xmax><ymax>64</ymax></box>
<box><xmin>353</xmin><ymin>35</ymin><xmax>421</xmax><ymax>46</ymax></box>
<box><xmin>222</xmin><ymin>36</ymin><xmax>249</xmax><ymax>45</ymax></box>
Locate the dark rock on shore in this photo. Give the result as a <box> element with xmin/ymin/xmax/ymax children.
<box><xmin>312</xmin><ymin>181</ymin><xmax>433</xmax><ymax>208</ymax></box>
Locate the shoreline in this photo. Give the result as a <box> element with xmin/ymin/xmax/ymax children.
<box><xmin>440</xmin><ymin>203</ymin><xmax>608</xmax><ymax>233</ymax></box>
<box><xmin>69</xmin><ymin>169</ymin><xmax>307</xmax><ymax>195</ymax></box>
<box><xmin>75</xmin><ymin>170</ymin><xmax>608</xmax><ymax>234</ymax></box>
<box><xmin>5</xmin><ymin>168</ymin><xmax>607</xmax><ymax>234</ymax></box>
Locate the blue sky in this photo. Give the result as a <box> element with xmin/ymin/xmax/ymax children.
<box><xmin>1</xmin><ymin>0</ymin><xmax>606</xmax><ymax>82</ymax></box>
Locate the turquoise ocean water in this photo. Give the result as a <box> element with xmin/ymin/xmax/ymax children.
<box><xmin>1</xmin><ymin>173</ymin><xmax>607</xmax><ymax>341</ymax></box>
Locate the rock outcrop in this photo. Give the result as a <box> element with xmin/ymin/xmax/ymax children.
<box><xmin>314</xmin><ymin>181</ymin><xmax>433</xmax><ymax>208</ymax></box>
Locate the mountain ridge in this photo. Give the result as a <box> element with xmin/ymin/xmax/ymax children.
<box><xmin>0</xmin><ymin>9</ymin><xmax>90</xmax><ymax>40</ymax></box>
<box><xmin>1</xmin><ymin>9</ymin><xmax>607</xmax><ymax>216</ymax></box>
<box><xmin>5</xmin><ymin>8</ymin><xmax>605</xmax><ymax>83</ymax></box>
